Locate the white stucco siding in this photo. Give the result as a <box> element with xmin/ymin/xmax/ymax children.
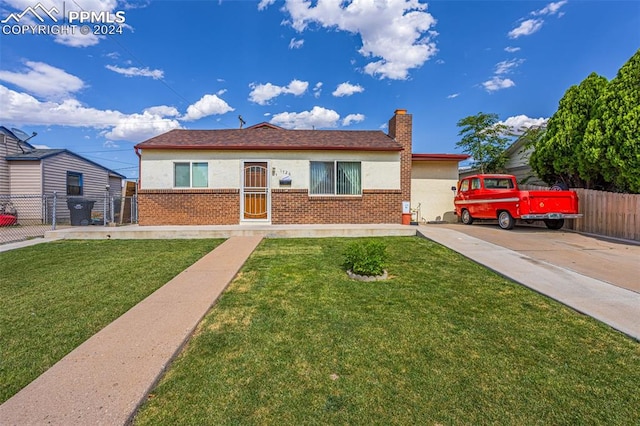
<box><xmin>139</xmin><ymin>150</ymin><xmax>401</xmax><ymax>190</ymax></box>
<box><xmin>411</xmin><ymin>161</ymin><xmax>459</xmax><ymax>222</ymax></box>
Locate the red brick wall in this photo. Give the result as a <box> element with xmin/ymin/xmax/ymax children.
<box><xmin>388</xmin><ymin>109</ymin><xmax>413</xmax><ymax>203</ymax></box>
<box><xmin>139</xmin><ymin>188</ymin><xmax>401</xmax><ymax>225</ymax></box>
<box><xmin>271</xmin><ymin>189</ymin><xmax>402</xmax><ymax>224</ymax></box>
<box><xmin>138</xmin><ymin>189</ymin><xmax>239</xmax><ymax>225</ymax></box>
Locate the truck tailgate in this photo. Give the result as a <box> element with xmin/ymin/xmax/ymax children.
<box><xmin>524</xmin><ymin>190</ymin><xmax>579</xmax><ymax>214</ymax></box>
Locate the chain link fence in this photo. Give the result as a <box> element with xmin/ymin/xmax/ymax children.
<box><xmin>0</xmin><ymin>192</ymin><xmax>137</xmax><ymax>245</ymax></box>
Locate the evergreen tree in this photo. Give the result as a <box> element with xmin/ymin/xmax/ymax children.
<box><xmin>529</xmin><ymin>72</ymin><xmax>608</xmax><ymax>188</ymax></box>
<box><xmin>583</xmin><ymin>49</ymin><xmax>640</xmax><ymax>193</ymax></box>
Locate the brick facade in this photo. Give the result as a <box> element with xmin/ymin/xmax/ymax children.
<box><xmin>137</xmin><ymin>110</ymin><xmax>413</xmax><ymax>226</ymax></box>
<box><xmin>138</xmin><ymin>189</ymin><xmax>239</xmax><ymax>225</ymax></box>
<box><xmin>271</xmin><ymin>189</ymin><xmax>403</xmax><ymax>224</ymax></box>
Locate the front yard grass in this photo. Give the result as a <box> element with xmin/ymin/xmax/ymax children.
<box><xmin>134</xmin><ymin>237</ymin><xmax>639</xmax><ymax>425</ymax></box>
<box><xmin>0</xmin><ymin>239</ymin><xmax>223</xmax><ymax>403</ymax></box>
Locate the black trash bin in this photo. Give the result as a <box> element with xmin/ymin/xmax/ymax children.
<box><xmin>67</xmin><ymin>198</ymin><xmax>95</xmax><ymax>226</ymax></box>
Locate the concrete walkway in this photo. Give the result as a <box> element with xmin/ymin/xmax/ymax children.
<box><xmin>0</xmin><ymin>236</ymin><xmax>263</xmax><ymax>426</ymax></box>
<box><xmin>417</xmin><ymin>226</ymin><xmax>640</xmax><ymax>341</ymax></box>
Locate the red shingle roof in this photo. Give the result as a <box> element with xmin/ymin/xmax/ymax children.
<box><xmin>135</xmin><ymin>124</ymin><xmax>402</xmax><ymax>152</ymax></box>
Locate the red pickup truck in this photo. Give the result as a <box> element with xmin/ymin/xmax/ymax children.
<box><xmin>453</xmin><ymin>174</ymin><xmax>582</xmax><ymax>230</ymax></box>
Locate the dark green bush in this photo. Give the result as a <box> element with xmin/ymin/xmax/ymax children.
<box><xmin>343</xmin><ymin>240</ymin><xmax>387</xmax><ymax>276</ymax></box>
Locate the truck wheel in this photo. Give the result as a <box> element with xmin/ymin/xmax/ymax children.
<box><xmin>544</xmin><ymin>219</ymin><xmax>565</xmax><ymax>230</ymax></box>
<box><xmin>551</xmin><ymin>182</ymin><xmax>569</xmax><ymax>191</ymax></box>
<box><xmin>498</xmin><ymin>211</ymin><xmax>515</xmax><ymax>230</ymax></box>
<box><xmin>461</xmin><ymin>209</ymin><xmax>473</xmax><ymax>225</ymax></box>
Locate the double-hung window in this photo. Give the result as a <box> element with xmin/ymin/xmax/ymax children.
<box><xmin>310</xmin><ymin>161</ymin><xmax>361</xmax><ymax>195</ymax></box>
<box><xmin>174</xmin><ymin>162</ymin><xmax>208</xmax><ymax>188</ymax></box>
<box><xmin>67</xmin><ymin>171</ymin><xmax>83</xmax><ymax>195</ymax></box>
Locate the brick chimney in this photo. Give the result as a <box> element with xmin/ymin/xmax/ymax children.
<box><xmin>388</xmin><ymin>109</ymin><xmax>412</xmax><ymax>203</ymax></box>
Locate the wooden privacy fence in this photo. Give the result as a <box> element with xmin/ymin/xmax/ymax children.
<box><xmin>522</xmin><ymin>185</ymin><xmax>640</xmax><ymax>242</ymax></box>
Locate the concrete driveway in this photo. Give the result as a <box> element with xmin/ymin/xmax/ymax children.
<box><xmin>440</xmin><ymin>223</ymin><xmax>640</xmax><ymax>294</ymax></box>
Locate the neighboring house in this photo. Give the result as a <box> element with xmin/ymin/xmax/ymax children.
<box><xmin>460</xmin><ymin>132</ymin><xmax>546</xmax><ymax>186</ymax></box>
<box><xmin>1</xmin><ymin>126</ymin><xmax>125</xmax><ymax>224</ymax></box>
<box><xmin>135</xmin><ymin>109</ymin><xmax>467</xmax><ymax>226</ymax></box>
<box><xmin>411</xmin><ymin>154</ymin><xmax>469</xmax><ymax>222</ymax></box>
<box><xmin>502</xmin><ymin>135</ymin><xmax>546</xmax><ymax>186</ymax></box>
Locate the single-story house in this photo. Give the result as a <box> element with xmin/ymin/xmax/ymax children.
<box><xmin>134</xmin><ymin>109</ymin><xmax>468</xmax><ymax>226</ymax></box>
<box><xmin>1</xmin><ymin>126</ymin><xmax>125</xmax><ymax>224</ymax></box>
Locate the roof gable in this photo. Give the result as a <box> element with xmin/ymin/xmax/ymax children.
<box><xmin>135</xmin><ymin>127</ymin><xmax>402</xmax><ymax>152</ymax></box>
<box><xmin>6</xmin><ymin>149</ymin><xmax>126</xmax><ymax>179</ymax></box>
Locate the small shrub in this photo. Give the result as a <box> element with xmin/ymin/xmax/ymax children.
<box><xmin>343</xmin><ymin>240</ymin><xmax>387</xmax><ymax>276</ymax></box>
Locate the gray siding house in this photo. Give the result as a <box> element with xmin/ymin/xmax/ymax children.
<box><xmin>1</xmin><ymin>127</ymin><xmax>125</xmax><ymax>224</ymax></box>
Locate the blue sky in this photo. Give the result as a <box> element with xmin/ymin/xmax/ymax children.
<box><xmin>1</xmin><ymin>0</ymin><xmax>638</xmax><ymax>180</ymax></box>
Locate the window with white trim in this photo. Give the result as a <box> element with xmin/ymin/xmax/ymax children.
<box><xmin>310</xmin><ymin>161</ymin><xmax>361</xmax><ymax>195</ymax></box>
<box><xmin>174</xmin><ymin>162</ymin><xmax>208</xmax><ymax>188</ymax></box>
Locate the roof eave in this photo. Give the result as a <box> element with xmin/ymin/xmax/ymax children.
<box><xmin>412</xmin><ymin>153</ymin><xmax>470</xmax><ymax>161</ymax></box>
<box><xmin>134</xmin><ymin>145</ymin><xmax>402</xmax><ymax>152</ymax></box>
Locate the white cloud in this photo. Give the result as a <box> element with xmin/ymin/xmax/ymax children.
<box><xmin>144</xmin><ymin>105</ymin><xmax>180</xmax><ymax>117</ymax></box>
<box><xmin>0</xmin><ymin>61</ymin><xmax>84</xmax><ymax>100</ymax></box>
<box><xmin>495</xmin><ymin>58</ymin><xmax>525</xmax><ymax>75</ymax></box>
<box><xmin>436</xmin><ymin>59</ymin><xmax>445</xmax><ymax>65</ymax></box>
<box><xmin>313</xmin><ymin>82</ymin><xmax>323</xmax><ymax>98</ymax></box>
<box><xmin>482</xmin><ymin>77</ymin><xmax>515</xmax><ymax>92</ymax></box>
<box><xmin>249</xmin><ymin>79</ymin><xmax>309</xmax><ymax>105</ymax></box>
<box><xmin>447</xmin><ymin>93</ymin><xmax>459</xmax><ymax>99</ymax></box>
<box><xmin>274</xmin><ymin>0</ymin><xmax>437</xmax><ymax>80</ymax></box>
<box><xmin>103</xmin><ymin>111</ymin><xmax>181</xmax><ymax>141</ymax></box>
<box><xmin>501</xmin><ymin>115</ymin><xmax>548</xmax><ymax>133</ymax></box>
<box><xmin>289</xmin><ymin>38</ymin><xmax>304</xmax><ymax>49</ymax></box>
<box><xmin>105</xmin><ymin>65</ymin><xmax>164</xmax><ymax>79</ymax></box>
<box><xmin>504</xmin><ymin>46</ymin><xmax>521</xmax><ymax>53</ymax></box>
<box><xmin>532</xmin><ymin>1</ymin><xmax>567</xmax><ymax>16</ymax></box>
<box><xmin>270</xmin><ymin>106</ymin><xmax>340</xmax><ymax>129</ymax></box>
<box><xmin>54</xmin><ymin>32</ymin><xmax>103</xmax><ymax>48</ymax></box>
<box><xmin>508</xmin><ymin>18</ymin><xmax>543</xmax><ymax>38</ymax></box>
<box><xmin>0</xmin><ymin>84</ymin><xmax>181</xmax><ymax>142</ymax></box>
<box><xmin>257</xmin><ymin>0</ymin><xmax>276</xmax><ymax>11</ymax></box>
<box><xmin>509</xmin><ymin>2</ymin><xmax>566</xmax><ymax>39</ymax></box>
<box><xmin>342</xmin><ymin>113</ymin><xmax>365</xmax><ymax>126</ymax></box>
<box><xmin>332</xmin><ymin>82</ymin><xmax>364</xmax><ymax>97</ymax></box>
<box><xmin>182</xmin><ymin>94</ymin><xmax>234</xmax><ymax>121</ymax></box>
<box><xmin>103</xmin><ymin>140</ymin><xmax>119</xmax><ymax>148</ymax></box>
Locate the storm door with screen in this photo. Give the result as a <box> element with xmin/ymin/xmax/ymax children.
<box><xmin>242</xmin><ymin>162</ymin><xmax>269</xmax><ymax>220</ymax></box>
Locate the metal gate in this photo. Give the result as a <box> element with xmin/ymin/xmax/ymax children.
<box><xmin>242</xmin><ymin>162</ymin><xmax>269</xmax><ymax>220</ymax></box>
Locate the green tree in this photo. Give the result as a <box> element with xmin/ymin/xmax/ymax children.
<box><xmin>583</xmin><ymin>49</ymin><xmax>640</xmax><ymax>193</ymax></box>
<box><xmin>456</xmin><ymin>112</ymin><xmax>511</xmax><ymax>173</ymax></box>
<box><xmin>529</xmin><ymin>72</ymin><xmax>608</xmax><ymax>188</ymax></box>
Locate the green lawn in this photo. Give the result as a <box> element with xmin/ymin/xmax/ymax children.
<box><xmin>0</xmin><ymin>239</ymin><xmax>223</xmax><ymax>403</ymax></box>
<box><xmin>134</xmin><ymin>237</ymin><xmax>639</xmax><ymax>425</ymax></box>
